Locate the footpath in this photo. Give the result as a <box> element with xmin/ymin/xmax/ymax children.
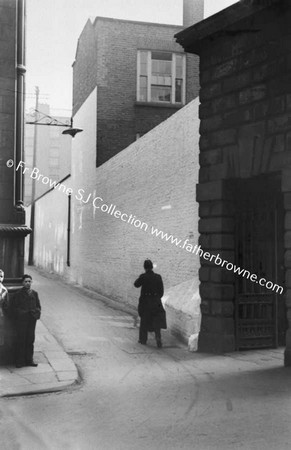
<box><xmin>0</xmin><ymin>318</ymin><xmax>79</xmax><ymax>398</ymax></box>
<box><xmin>0</xmin><ymin>265</ymin><xmax>140</xmax><ymax>398</ymax></box>
<box><xmin>0</xmin><ymin>266</ymin><xmax>289</xmax><ymax>399</ymax></box>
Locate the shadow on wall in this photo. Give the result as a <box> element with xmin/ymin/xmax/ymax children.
<box><xmin>163</xmin><ymin>278</ymin><xmax>201</xmax><ymax>345</ymax></box>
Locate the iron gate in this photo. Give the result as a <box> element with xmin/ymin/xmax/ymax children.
<box><xmin>235</xmin><ymin>176</ymin><xmax>285</xmax><ymax>350</ymax></box>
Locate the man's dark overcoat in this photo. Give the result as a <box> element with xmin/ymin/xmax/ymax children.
<box><xmin>10</xmin><ymin>287</ymin><xmax>41</xmax><ymax>365</ymax></box>
<box><xmin>134</xmin><ymin>270</ymin><xmax>167</xmax><ymax>331</ymax></box>
<box><xmin>11</xmin><ymin>288</ymin><xmax>41</xmax><ymax>320</ymax></box>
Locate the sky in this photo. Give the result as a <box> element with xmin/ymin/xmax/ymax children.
<box><xmin>25</xmin><ymin>0</ymin><xmax>238</xmax><ymax>115</ymax></box>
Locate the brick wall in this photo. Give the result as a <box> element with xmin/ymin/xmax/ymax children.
<box><xmin>31</xmin><ymin>88</ymin><xmax>200</xmax><ymax>323</ymax></box>
<box><xmin>72</xmin><ymin>19</ymin><xmax>97</xmax><ymax>116</ymax></box>
<box><xmin>73</xmin><ymin>17</ymin><xmax>199</xmax><ymax>166</ymax></box>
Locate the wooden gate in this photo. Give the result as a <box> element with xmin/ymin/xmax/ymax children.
<box><xmin>235</xmin><ymin>176</ymin><xmax>286</xmax><ymax>350</ymax></box>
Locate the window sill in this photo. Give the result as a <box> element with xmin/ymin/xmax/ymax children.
<box><xmin>135</xmin><ymin>101</ymin><xmax>184</xmax><ymax>109</ymax></box>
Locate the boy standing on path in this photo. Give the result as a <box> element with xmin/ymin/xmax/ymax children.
<box><xmin>11</xmin><ymin>274</ymin><xmax>41</xmax><ymax>368</ymax></box>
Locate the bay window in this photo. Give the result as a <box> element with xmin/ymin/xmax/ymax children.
<box><xmin>137</xmin><ymin>50</ymin><xmax>186</xmax><ymax>105</ymax></box>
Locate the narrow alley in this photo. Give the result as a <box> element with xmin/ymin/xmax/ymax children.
<box><xmin>1</xmin><ymin>268</ymin><xmax>291</xmax><ymax>450</ymax></box>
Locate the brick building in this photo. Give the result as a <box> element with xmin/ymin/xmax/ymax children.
<box><xmin>176</xmin><ymin>0</ymin><xmax>291</xmax><ymax>362</ymax></box>
<box><xmin>73</xmin><ymin>0</ymin><xmax>203</xmax><ymax>165</ymax></box>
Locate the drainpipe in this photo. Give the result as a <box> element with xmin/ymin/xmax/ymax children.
<box><xmin>28</xmin><ymin>86</ymin><xmax>39</xmax><ymax>265</ymax></box>
<box><xmin>15</xmin><ymin>0</ymin><xmax>26</xmax><ymax>212</ymax></box>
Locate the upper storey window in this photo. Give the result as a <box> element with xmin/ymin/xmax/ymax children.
<box><xmin>137</xmin><ymin>50</ymin><xmax>186</xmax><ymax>105</ymax></box>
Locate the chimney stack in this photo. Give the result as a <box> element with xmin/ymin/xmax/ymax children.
<box><xmin>183</xmin><ymin>0</ymin><xmax>204</xmax><ymax>28</ymax></box>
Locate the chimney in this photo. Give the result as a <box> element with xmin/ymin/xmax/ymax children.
<box><xmin>183</xmin><ymin>0</ymin><xmax>204</xmax><ymax>28</ymax></box>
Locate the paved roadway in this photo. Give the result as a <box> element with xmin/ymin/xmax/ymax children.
<box><xmin>1</xmin><ymin>268</ymin><xmax>291</xmax><ymax>450</ymax></box>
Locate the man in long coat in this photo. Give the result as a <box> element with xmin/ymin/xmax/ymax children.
<box><xmin>11</xmin><ymin>274</ymin><xmax>41</xmax><ymax>368</ymax></box>
<box><xmin>134</xmin><ymin>259</ymin><xmax>166</xmax><ymax>347</ymax></box>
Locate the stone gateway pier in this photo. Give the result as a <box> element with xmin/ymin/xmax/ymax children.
<box><xmin>176</xmin><ymin>0</ymin><xmax>291</xmax><ymax>363</ymax></box>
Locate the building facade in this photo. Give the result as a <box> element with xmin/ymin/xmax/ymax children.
<box><xmin>176</xmin><ymin>0</ymin><xmax>291</xmax><ymax>361</ymax></box>
<box><xmin>72</xmin><ymin>4</ymin><xmax>203</xmax><ymax>165</ymax></box>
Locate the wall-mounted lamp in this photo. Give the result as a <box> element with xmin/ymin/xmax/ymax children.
<box><xmin>26</xmin><ymin>109</ymin><xmax>83</xmax><ymax>138</ymax></box>
<box><xmin>27</xmin><ymin>105</ymin><xmax>82</xmax><ymax>266</ymax></box>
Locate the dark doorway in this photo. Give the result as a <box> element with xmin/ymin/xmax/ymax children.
<box><xmin>234</xmin><ymin>174</ymin><xmax>286</xmax><ymax>350</ymax></box>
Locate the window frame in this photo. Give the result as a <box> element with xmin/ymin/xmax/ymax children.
<box><xmin>136</xmin><ymin>50</ymin><xmax>186</xmax><ymax>105</ymax></box>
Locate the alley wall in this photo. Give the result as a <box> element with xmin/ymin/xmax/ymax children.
<box><xmin>29</xmin><ymin>88</ymin><xmax>200</xmax><ymax>319</ymax></box>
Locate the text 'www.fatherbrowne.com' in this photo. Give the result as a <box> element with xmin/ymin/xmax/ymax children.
<box><xmin>150</xmin><ymin>226</ymin><xmax>284</xmax><ymax>295</ymax></box>
<box><xmin>11</xmin><ymin>160</ymin><xmax>284</xmax><ymax>295</ymax></box>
